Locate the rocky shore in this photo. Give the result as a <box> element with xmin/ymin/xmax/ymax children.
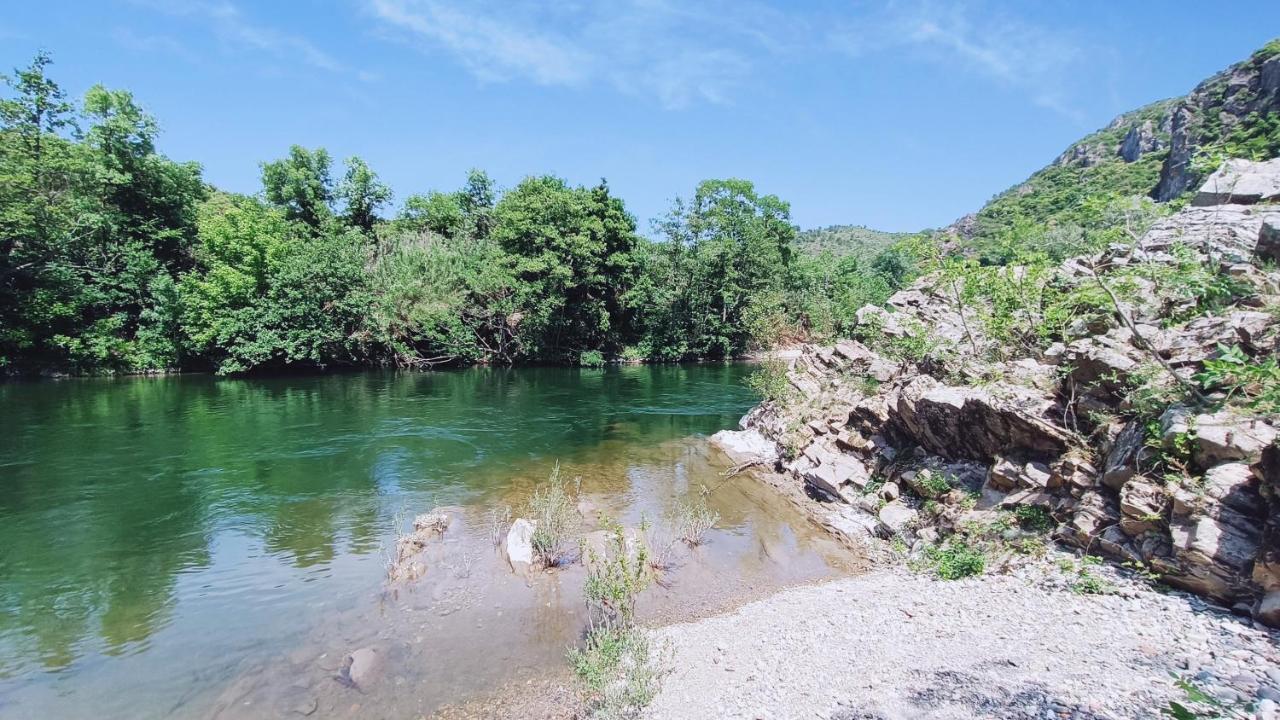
<box><xmin>689</xmin><ymin>159</ymin><xmax>1280</xmax><ymax>718</ymax></box>
<box><xmin>645</xmin><ymin>559</ymin><xmax>1278</xmax><ymax>720</ymax></box>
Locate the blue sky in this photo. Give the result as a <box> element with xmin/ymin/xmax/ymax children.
<box><xmin>4</xmin><ymin>2</ymin><xmax>1278</xmax><ymax>233</ymax></box>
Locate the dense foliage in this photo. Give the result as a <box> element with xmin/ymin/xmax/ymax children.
<box><xmin>0</xmin><ymin>54</ymin><xmax>911</xmax><ymax>375</ymax></box>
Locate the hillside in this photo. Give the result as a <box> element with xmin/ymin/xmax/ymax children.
<box><xmin>955</xmin><ymin>38</ymin><xmax>1280</xmax><ymax>261</ymax></box>
<box><xmin>794</xmin><ymin>224</ymin><xmax>912</xmax><ymax>259</ymax></box>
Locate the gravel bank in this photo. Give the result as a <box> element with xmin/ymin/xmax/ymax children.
<box><xmin>644</xmin><ymin>562</ymin><xmax>1279</xmax><ymax>720</ymax></box>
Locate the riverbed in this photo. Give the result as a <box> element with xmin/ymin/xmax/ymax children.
<box><xmin>0</xmin><ymin>365</ymin><xmax>854</xmax><ymax>719</ymax></box>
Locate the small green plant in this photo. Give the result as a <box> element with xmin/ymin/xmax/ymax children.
<box><xmin>918</xmin><ymin>471</ymin><xmax>953</xmax><ymax>498</ymax></box>
<box><xmin>1063</xmin><ymin>555</ymin><xmax>1115</xmax><ymax>595</ymax></box>
<box><xmin>573</xmin><ymin>518</ymin><xmax>667</xmax><ymax>718</ymax></box>
<box><xmin>528</xmin><ymin>464</ymin><xmax>580</xmax><ymax>568</ymax></box>
<box><xmin>672</xmin><ymin>498</ymin><xmax>719</xmax><ymax>546</ymax></box>
<box><xmin>746</xmin><ymin>358</ymin><xmax>794</xmax><ymax>403</ymax></box>
<box><xmin>1013</xmin><ymin>505</ymin><xmax>1054</xmax><ymax>533</ymax></box>
<box><xmin>569</xmin><ymin>627</ymin><xmax>666</xmax><ymax>720</ymax></box>
<box><xmin>1013</xmin><ymin>537</ymin><xmax>1048</xmax><ymax>557</ymax></box>
<box><xmin>1163</xmin><ymin>673</ymin><xmax>1253</xmax><ymax>719</ymax></box>
<box><xmin>582</xmin><ymin>518</ymin><xmax>651</xmax><ymax>631</ymax></box>
<box><xmin>1196</xmin><ymin>344</ymin><xmax>1280</xmax><ymax>414</ymax></box>
<box><xmin>926</xmin><ymin>539</ymin><xmax>986</xmax><ymax>580</ymax></box>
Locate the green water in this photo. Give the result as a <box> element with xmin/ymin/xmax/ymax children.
<box><xmin>0</xmin><ymin>365</ymin><xmax>763</xmax><ymax>715</ymax></box>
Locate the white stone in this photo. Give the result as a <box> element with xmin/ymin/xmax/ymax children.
<box><xmin>506</xmin><ymin>518</ymin><xmax>536</xmax><ymax>568</ymax></box>
<box><xmin>710</xmin><ymin>429</ymin><xmax>778</xmax><ymax>465</ymax></box>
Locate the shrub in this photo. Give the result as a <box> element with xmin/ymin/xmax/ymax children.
<box><xmin>569</xmin><ymin>627</ymin><xmax>665</xmax><ymax>720</ymax></box>
<box><xmin>1196</xmin><ymin>344</ymin><xmax>1280</xmax><ymax>414</ymax></box>
<box><xmin>746</xmin><ymin>358</ymin><xmax>793</xmax><ymax>403</ymax></box>
<box><xmin>672</xmin><ymin>499</ymin><xmax>719</xmax><ymax>546</ymax></box>
<box><xmin>579</xmin><ymin>349</ymin><xmax>606</xmax><ymax>367</ymax></box>
<box><xmin>583</xmin><ymin>518</ymin><xmax>651</xmax><ymax>631</ymax></box>
<box><xmin>573</xmin><ymin>518</ymin><xmax>666</xmax><ymax>718</ymax></box>
<box><xmin>926</xmin><ymin>540</ymin><xmax>986</xmax><ymax>580</ymax></box>
<box><xmin>918</xmin><ymin>471</ymin><xmax>953</xmax><ymax>498</ymax></box>
<box><xmin>1013</xmin><ymin>505</ymin><xmax>1054</xmax><ymax>533</ymax></box>
<box><xmin>528</xmin><ymin>464</ymin><xmax>579</xmax><ymax>567</ymax></box>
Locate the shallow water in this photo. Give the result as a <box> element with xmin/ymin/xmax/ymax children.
<box><xmin>0</xmin><ymin>366</ymin><xmax>852</xmax><ymax>718</ymax></box>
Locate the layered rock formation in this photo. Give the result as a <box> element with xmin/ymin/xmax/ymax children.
<box><xmin>728</xmin><ymin>160</ymin><xmax>1280</xmax><ymax>626</ymax></box>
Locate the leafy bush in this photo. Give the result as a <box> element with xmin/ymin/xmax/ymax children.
<box><xmin>1013</xmin><ymin>505</ymin><xmax>1054</xmax><ymax>533</ymax></box>
<box><xmin>746</xmin><ymin>358</ymin><xmax>794</xmax><ymax>403</ymax></box>
<box><xmin>672</xmin><ymin>498</ymin><xmax>719</xmax><ymax>546</ymax></box>
<box><xmin>569</xmin><ymin>627</ymin><xmax>665</xmax><ymax>720</ymax></box>
<box><xmin>917</xmin><ymin>472</ymin><xmax>953</xmax><ymax>498</ymax></box>
<box><xmin>582</xmin><ymin>518</ymin><xmax>651</xmax><ymax>631</ymax></box>
<box><xmin>528</xmin><ymin>465</ymin><xmax>579</xmax><ymax>568</ymax></box>
<box><xmin>926</xmin><ymin>540</ymin><xmax>986</xmax><ymax>580</ymax></box>
<box><xmin>1196</xmin><ymin>344</ymin><xmax>1280</xmax><ymax>414</ymax></box>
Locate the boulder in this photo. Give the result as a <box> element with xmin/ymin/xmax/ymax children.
<box><xmin>894</xmin><ymin>376</ymin><xmax>1072</xmax><ymax>462</ymax></box>
<box><xmin>1168</xmin><ymin>509</ymin><xmax>1262</xmax><ymax>601</ymax></box>
<box><xmin>802</xmin><ymin>450</ymin><xmax>870</xmax><ymax>504</ymax></box>
<box><xmin>1192</xmin><ymin>157</ymin><xmax>1280</xmax><ymax>206</ymax></box>
<box><xmin>1194</xmin><ymin>411</ymin><xmax>1277</xmax><ymax>466</ymax></box>
<box><xmin>341</xmin><ymin>647</ymin><xmax>384</xmax><ymax>690</ymax></box>
<box><xmin>710</xmin><ymin>429</ymin><xmax>778</xmax><ymax>465</ymax></box>
<box><xmin>506</xmin><ymin>518</ymin><xmax>536</xmax><ymax>569</ymax></box>
<box><xmin>1202</xmin><ymin>462</ymin><xmax>1263</xmax><ymax>516</ymax></box>
<box><xmin>877</xmin><ymin>501</ymin><xmax>918</xmax><ymax>537</ymax></box>
<box><xmin>1119</xmin><ymin>478</ymin><xmax>1168</xmax><ymax>536</ymax></box>
<box><xmin>1258</xmin><ymin>219</ymin><xmax>1280</xmax><ymax>265</ymax></box>
<box><xmin>1257</xmin><ymin>591</ymin><xmax>1280</xmax><ymax>628</ymax></box>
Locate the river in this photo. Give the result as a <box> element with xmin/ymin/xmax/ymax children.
<box><xmin>0</xmin><ymin>365</ymin><xmax>851</xmax><ymax>718</ymax></box>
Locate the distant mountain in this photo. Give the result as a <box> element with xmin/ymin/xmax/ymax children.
<box><xmin>795</xmin><ymin>224</ymin><xmax>913</xmax><ymax>259</ymax></box>
<box><xmin>952</xmin><ymin>38</ymin><xmax>1280</xmax><ymax>254</ymax></box>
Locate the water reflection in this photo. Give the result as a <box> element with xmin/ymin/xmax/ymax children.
<box><xmin>0</xmin><ymin>364</ymin><xmax>755</xmax><ymax>679</ymax></box>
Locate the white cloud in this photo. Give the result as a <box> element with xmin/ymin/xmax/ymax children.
<box><xmin>365</xmin><ymin>0</ymin><xmax>801</xmax><ymax>108</ymax></box>
<box><xmin>828</xmin><ymin>1</ymin><xmax>1087</xmax><ymax>118</ymax></box>
<box><xmin>130</xmin><ymin>0</ymin><xmax>364</xmax><ymax>80</ymax></box>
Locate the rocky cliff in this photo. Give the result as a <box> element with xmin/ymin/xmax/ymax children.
<box><xmin>721</xmin><ymin>158</ymin><xmax>1280</xmax><ymax>627</ymax></box>
<box><xmin>955</xmin><ymin>40</ymin><xmax>1280</xmax><ymax>248</ymax></box>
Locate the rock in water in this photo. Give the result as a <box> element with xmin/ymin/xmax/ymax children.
<box><xmin>710</xmin><ymin>429</ymin><xmax>778</xmax><ymax>465</ymax></box>
<box><xmin>506</xmin><ymin>518</ymin><xmax>536</xmax><ymax>569</ymax></box>
<box><xmin>340</xmin><ymin>647</ymin><xmax>383</xmax><ymax>690</ymax></box>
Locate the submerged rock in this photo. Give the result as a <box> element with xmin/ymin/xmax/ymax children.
<box><xmin>339</xmin><ymin>647</ymin><xmax>383</xmax><ymax>691</ymax></box>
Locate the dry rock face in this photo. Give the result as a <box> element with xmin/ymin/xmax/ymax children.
<box><xmin>740</xmin><ymin>159</ymin><xmax>1280</xmax><ymax>627</ymax></box>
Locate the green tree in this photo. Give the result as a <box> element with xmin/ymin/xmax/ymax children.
<box><xmin>657</xmin><ymin>179</ymin><xmax>797</xmax><ymax>357</ymax></box>
<box><xmin>336</xmin><ymin>156</ymin><xmax>391</xmax><ymax>234</ymax></box>
<box><xmin>492</xmin><ymin>176</ymin><xmax>640</xmax><ymax>361</ymax></box>
<box><xmin>397</xmin><ymin>190</ymin><xmax>464</xmax><ymax>238</ymax></box>
<box><xmin>261</xmin><ymin>145</ymin><xmax>333</xmax><ymax>231</ymax></box>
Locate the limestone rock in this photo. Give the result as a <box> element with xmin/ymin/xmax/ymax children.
<box><xmin>802</xmin><ymin>448</ymin><xmax>870</xmax><ymax>504</ymax></box>
<box><xmin>1202</xmin><ymin>463</ymin><xmax>1263</xmax><ymax>516</ymax></box>
<box><xmin>1257</xmin><ymin>591</ymin><xmax>1280</xmax><ymax>628</ymax></box>
<box><xmin>711</xmin><ymin>429</ymin><xmax>778</xmax><ymax>465</ymax></box>
<box><xmin>506</xmin><ymin>518</ymin><xmax>536</xmax><ymax>569</ymax></box>
<box><xmin>1118</xmin><ymin>120</ymin><xmax>1161</xmax><ymax>162</ymax></box>
<box><xmin>894</xmin><ymin>376</ymin><xmax>1072</xmax><ymax>462</ymax></box>
<box><xmin>877</xmin><ymin>501</ymin><xmax>918</xmax><ymax>537</ymax></box>
<box><xmin>1168</xmin><ymin>509</ymin><xmax>1262</xmax><ymax>601</ymax></box>
<box><xmin>1193</xmin><ymin>157</ymin><xmax>1280</xmax><ymax>206</ymax></box>
<box><xmin>1119</xmin><ymin>478</ymin><xmax>1168</xmax><ymax>536</ymax></box>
